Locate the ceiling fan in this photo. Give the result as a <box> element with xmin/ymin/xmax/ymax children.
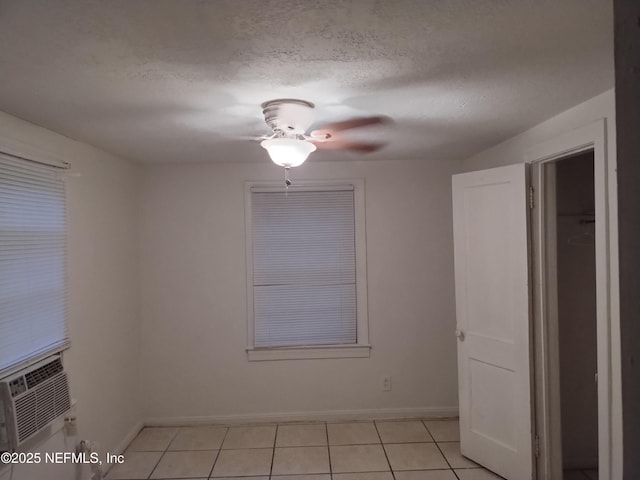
<box><xmin>257</xmin><ymin>99</ymin><xmax>389</xmax><ymax>173</ymax></box>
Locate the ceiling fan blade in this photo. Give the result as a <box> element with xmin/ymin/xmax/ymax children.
<box><xmin>312</xmin><ymin>139</ymin><xmax>386</xmax><ymax>153</ymax></box>
<box><xmin>233</xmin><ymin>132</ymin><xmax>275</xmax><ymax>141</ymax></box>
<box><xmin>308</xmin><ymin>115</ymin><xmax>391</xmax><ymax>153</ymax></box>
<box><xmin>310</xmin><ymin>115</ymin><xmax>390</xmax><ymax>137</ymax></box>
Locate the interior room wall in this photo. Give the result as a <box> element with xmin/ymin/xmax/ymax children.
<box><xmin>460</xmin><ymin>88</ymin><xmax>622</xmax><ymax>477</ymax></box>
<box><xmin>461</xmin><ymin>89</ymin><xmax>616</xmax><ymax>173</ymax></box>
<box><xmin>555</xmin><ymin>153</ymin><xmax>598</xmax><ymax>468</ymax></box>
<box><xmin>0</xmin><ymin>111</ymin><xmax>141</xmax><ymax>480</ymax></box>
<box><xmin>613</xmin><ymin>1</ymin><xmax>640</xmax><ymax>478</ymax></box>
<box><xmin>138</xmin><ymin>158</ymin><xmax>460</xmax><ymax>422</ymax></box>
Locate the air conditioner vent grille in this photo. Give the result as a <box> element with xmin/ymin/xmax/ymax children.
<box><xmin>15</xmin><ymin>391</ymin><xmax>38</xmax><ymax>442</ymax></box>
<box><xmin>1</xmin><ymin>356</ymin><xmax>71</xmax><ymax>449</ymax></box>
<box><xmin>15</xmin><ymin>373</ymin><xmax>70</xmax><ymax>443</ymax></box>
<box><xmin>24</xmin><ymin>357</ymin><xmax>64</xmax><ymax>389</ymax></box>
<box><xmin>53</xmin><ymin>374</ymin><xmax>71</xmax><ymax>416</ymax></box>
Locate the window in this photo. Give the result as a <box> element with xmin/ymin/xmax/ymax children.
<box><xmin>245</xmin><ymin>181</ymin><xmax>369</xmax><ymax>361</ymax></box>
<box><xmin>0</xmin><ymin>153</ymin><xmax>69</xmax><ymax>377</ymax></box>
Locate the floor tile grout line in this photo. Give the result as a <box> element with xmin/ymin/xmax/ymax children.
<box><xmin>207</xmin><ymin>426</ymin><xmax>229</xmax><ymax>479</ymax></box>
<box><xmin>220</xmin><ymin>445</ymin><xmax>285</xmax><ymax>450</ymax></box>
<box><xmin>373</xmin><ymin>419</ymin><xmax>396</xmax><ymax>480</ymax></box>
<box><xmin>144</xmin><ymin>427</ymin><xmax>179</xmax><ymax>480</ymax></box>
<box><xmin>219</xmin><ymin>441</ymin><xmax>456</xmax><ymax>449</ymax></box>
<box><xmin>420</xmin><ymin>418</ymin><xmax>436</xmax><ymax>443</ymax></box>
<box><xmin>421</xmin><ymin>419</ymin><xmax>461</xmax><ymax>480</ymax></box>
<box><xmin>206</xmin><ymin>447</ymin><xmax>222</xmax><ymax>479</ymax></box>
<box><xmin>324</xmin><ymin>421</ymin><xmax>333</xmax><ymax>479</ymax></box>
<box><xmin>269</xmin><ymin>424</ymin><xmax>278</xmax><ymax>477</ymax></box>
<box><xmin>269</xmin><ymin>440</ymin><xmax>452</xmax><ymax>447</ymax></box>
<box><xmin>433</xmin><ymin>440</ymin><xmax>461</xmax><ymax>480</ymax></box>
<box><xmin>130</xmin><ymin>439</ymin><xmax>465</xmax><ymax>449</ymax></box>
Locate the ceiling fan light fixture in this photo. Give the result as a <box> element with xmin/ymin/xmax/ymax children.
<box><xmin>260</xmin><ymin>137</ymin><xmax>316</xmax><ymax>168</ymax></box>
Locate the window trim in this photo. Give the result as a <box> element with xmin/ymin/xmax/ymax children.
<box><xmin>244</xmin><ymin>179</ymin><xmax>369</xmax><ymax>361</ymax></box>
<box><xmin>0</xmin><ymin>151</ymin><xmax>71</xmax><ymax>379</ymax></box>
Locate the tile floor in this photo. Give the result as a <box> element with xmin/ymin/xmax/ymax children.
<box><xmin>106</xmin><ymin>418</ymin><xmax>507</xmax><ymax>480</ymax></box>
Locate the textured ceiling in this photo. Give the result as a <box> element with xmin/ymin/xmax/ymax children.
<box><xmin>0</xmin><ymin>0</ymin><xmax>613</xmax><ymax>163</ymax></box>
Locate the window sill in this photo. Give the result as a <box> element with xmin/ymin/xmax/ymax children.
<box><xmin>246</xmin><ymin>344</ymin><xmax>371</xmax><ymax>361</ymax></box>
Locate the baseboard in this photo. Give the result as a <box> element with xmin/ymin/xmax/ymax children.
<box><xmin>86</xmin><ymin>421</ymin><xmax>143</xmax><ymax>480</ymax></box>
<box><xmin>143</xmin><ymin>406</ymin><xmax>459</xmax><ymax>427</ymax></box>
<box><xmin>113</xmin><ymin>420</ymin><xmax>144</xmax><ymax>455</ymax></box>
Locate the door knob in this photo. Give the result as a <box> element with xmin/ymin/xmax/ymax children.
<box><xmin>455</xmin><ymin>329</ymin><xmax>465</xmax><ymax>341</ymax></box>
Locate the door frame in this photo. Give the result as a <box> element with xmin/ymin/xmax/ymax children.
<box><xmin>526</xmin><ymin>119</ymin><xmax>618</xmax><ymax>479</ymax></box>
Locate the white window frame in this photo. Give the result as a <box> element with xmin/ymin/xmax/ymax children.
<box><xmin>0</xmin><ymin>150</ymin><xmax>71</xmax><ymax>379</ymax></box>
<box><xmin>244</xmin><ymin>179</ymin><xmax>370</xmax><ymax>361</ymax></box>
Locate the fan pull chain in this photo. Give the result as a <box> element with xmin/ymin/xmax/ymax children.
<box><xmin>284</xmin><ymin>166</ymin><xmax>292</xmax><ymax>191</ymax></box>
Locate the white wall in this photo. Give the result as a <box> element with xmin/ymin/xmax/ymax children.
<box><xmin>138</xmin><ymin>158</ymin><xmax>460</xmax><ymax>422</ymax></box>
<box><xmin>0</xmin><ymin>112</ymin><xmax>141</xmax><ymax>480</ymax></box>
<box><xmin>461</xmin><ymin>88</ymin><xmax>622</xmax><ymax>477</ymax></box>
<box><xmin>462</xmin><ymin>89</ymin><xmax>616</xmax><ymax>172</ymax></box>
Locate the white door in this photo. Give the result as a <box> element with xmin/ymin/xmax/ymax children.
<box><xmin>452</xmin><ymin>164</ymin><xmax>534</xmax><ymax>480</ymax></box>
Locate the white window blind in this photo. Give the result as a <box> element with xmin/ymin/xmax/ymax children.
<box><xmin>0</xmin><ymin>153</ymin><xmax>69</xmax><ymax>377</ymax></box>
<box><xmin>251</xmin><ymin>187</ymin><xmax>357</xmax><ymax>347</ymax></box>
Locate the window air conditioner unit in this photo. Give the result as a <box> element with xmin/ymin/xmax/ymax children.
<box><xmin>0</xmin><ymin>355</ymin><xmax>71</xmax><ymax>451</ymax></box>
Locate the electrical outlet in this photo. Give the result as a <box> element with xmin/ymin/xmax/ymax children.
<box><xmin>382</xmin><ymin>376</ymin><xmax>392</xmax><ymax>391</ymax></box>
<box><xmin>64</xmin><ymin>415</ymin><xmax>77</xmax><ymax>436</ymax></box>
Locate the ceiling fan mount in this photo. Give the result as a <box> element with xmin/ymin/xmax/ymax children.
<box><xmin>260</xmin><ymin>98</ymin><xmax>316</xmax><ymax>136</ymax></box>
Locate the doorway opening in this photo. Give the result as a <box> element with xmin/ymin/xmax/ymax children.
<box><xmin>536</xmin><ymin>150</ymin><xmax>599</xmax><ymax>480</ymax></box>
<box><xmin>555</xmin><ymin>152</ymin><xmax>599</xmax><ymax>479</ymax></box>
